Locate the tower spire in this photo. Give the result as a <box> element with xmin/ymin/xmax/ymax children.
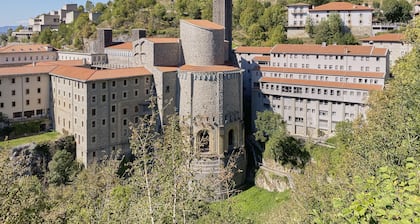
<box><xmin>213</xmin><ymin>0</ymin><xmax>233</xmax><ymax>54</ymax></box>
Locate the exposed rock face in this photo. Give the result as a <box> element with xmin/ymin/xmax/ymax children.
<box><xmin>255</xmin><ymin>169</ymin><xmax>289</xmax><ymax>192</ymax></box>
<box><xmin>9</xmin><ymin>143</ymin><xmax>50</xmax><ymax>178</ymax></box>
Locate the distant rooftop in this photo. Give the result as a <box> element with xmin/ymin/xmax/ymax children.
<box><xmin>271</xmin><ymin>44</ymin><xmax>387</xmax><ymax>56</ymax></box>
<box><xmin>360</xmin><ymin>33</ymin><xmax>405</xmax><ymax>43</ymax></box>
<box><xmin>310</xmin><ymin>2</ymin><xmax>373</xmax><ymax>11</ymax></box>
<box><xmin>0</xmin><ymin>44</ymin><xmax>54</xmax><ymax>53</ymax></box>
<box><xmin>182</xmin><ymin>20</ymin><xmax>224</xmax><ymax>30</ymax></box>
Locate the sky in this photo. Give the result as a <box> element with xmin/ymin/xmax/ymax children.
<box><xmin>0</xmin><ymin>0</ymin><xmax>106</xmax><ymax>27</ymax></box>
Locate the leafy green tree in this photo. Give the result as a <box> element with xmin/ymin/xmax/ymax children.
<box><xmin>341</xmin><ymin>158</ymin><xmax>420</xmax><ymax>223</ymax></box>
<box><xmin>47</xmin><ymin>150</ymin><xmax>78</xmax><ymax>185</ymax></box>
<box><xmin>254</xmin><ymin>111</ymin><xmax>285</xmax><ymax>143</ymax></box>
<box><xmin>314</xmin><ymin>13</ymin><xmax>357</xmax><ymax>45</ymax></box>
<box><xmin>85</xmin><ymin>0</ymin><xmax>94</xmax><ymax>12</ymax></box>
<box><xmin>305</xmin><ymin>16</ymin><xmax>315</xmax><ymax>38</ymax></box>
<box><xmin>382</xmin><ymin>0</ymin><xmax>412</xmax><ymax>23</ymax></box>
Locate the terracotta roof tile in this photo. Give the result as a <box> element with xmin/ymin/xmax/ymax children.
<box><xmin>146</xmin><ymin>38</ymin><xmax>179</xmax><ymax>43</ymax></box>
<box><xmin>253</xmin><ymin>56</ymin><xmax>270</xmax><ymax>62</ymax></box>
<box><xmin>50</xmin><ymin>66</ymin><xmax>152</xmax><ymax>81</ymax></box>
<box><xmin>360</xmin><ymin>33</ymin><xmax>405</xmax><ymax>42</ymax></box>
<box><xmin>89</xmin><ymin>67</ymin><xmax>152</xmax><ymax>81</ymax></box>
<box><xmin>259</xmin><ymin>66</ymin><xmax>385</xmax><ymax>78</ymax></box>
<box><xmin>310</xmin><ymin>2</ymin><xmax>373</xmax><ymax>11</ymax></box>
<box><xmin>235</xmin><ymin>46</ymin><xmax>272</xmax><ymax>54</ymax></box>
<box><xmin>106</xmin><ymin>42</ymin><xmax>133</xmax><ymax>50</ymax></box>
<box><xmin>271</xmin><ymin>44</ymin><xmax>387</xmax><ymax>56</ymax></box>
<box><xmin>0</xmin><ymin>65</ymin><xmax>56</xmax><ymax>77</ymax></box>
<box><xmin>180</xmin><ymin>64</ymin><xmax>240</xmax><ymax>72</ymax></box>
<box><xmin>24</xmin><ymin>60</ymin><xmax>85</xmax><ymax>67</ymax></box>
<box><xmin>182</xmin><ymin>20</ymin><xmax>224</xmax><ymax>30</ymax></box>
<box><xmin>50</xmin><ymin>66</ymin><xmax>95</xmax><ymax>81</ymax></box>
<box><xmin>260</xmin><ymin>77</ymin><xmax>383</xmax><ymax>91</ymax></box>
<box><xmin>0</xmin><ymin>44</ymin><xmax>54</xmax><ymax>53</ymax></box>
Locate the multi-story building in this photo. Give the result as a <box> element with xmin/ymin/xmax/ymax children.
<box><xmin>0</xmin><ymin>65</ymin><xmax>53</xmax><ymax>122</ymax></box>
<box><xmin>29</xmin><ymin>13</ymin><xmax>61</xmax><ymax>32</ymax></box>
<box><xmin>0</xmin><ymin>44</ymin><xmax>57</xmax><ymax>66</ymax></box>
<box><xmin>361</xmin><ymin>33</ymin><xmax>412</xmax><ymax>66</ymax></box>
<box><xmin>287</xmin><ymin>2</ymin><xmax>374</xmax><ymax>38</ymax></box>
<box><xmin>236</xmin><ymin>44</ymin><xmax>389</xmax><ymax>137</ymax></box>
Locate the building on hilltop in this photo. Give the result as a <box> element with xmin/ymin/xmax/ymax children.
<box><xmin>287</xmin><ymin>2</ymin><xmax>373</xmax><ymax>38</ymax></box>
<box><xmin>361</xmin><ymin>33</ymin><xmax>412</xmax><ymax>66</ymax></box>
<box><xmin>236</xmin><ymin>43</ymin><xmax>390</xmax><ymax>137</ymax></box>
<box><xmin>0</xmin><ymin>2</ymin><xmax>247</xmax><ymax>191</ymax></box>
<box><xmin>0</xmin><ymin>44</ymin><xmax>57</xmax><ymax>67</ymax></box>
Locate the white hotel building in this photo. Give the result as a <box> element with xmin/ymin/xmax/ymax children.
<box><xmin>236</xmin><ymin>44</ymin><xmax>390</xmax><ymax>137</ymax></box>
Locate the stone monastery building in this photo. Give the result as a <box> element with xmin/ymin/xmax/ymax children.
<box><xmin>0</xmin><ymin>0</ymin><xmax>394</xmax><ymax>176</ymax></box>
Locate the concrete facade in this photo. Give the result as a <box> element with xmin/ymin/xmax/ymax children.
<box><xmin>287</xmin><ymin>2</ymin><xmax>374</xmax><ymax>38</ymax></box>
<box><xmin>236</xmin><ymin>44</ymin><xmax>389</xmax><ymax>137</ymax></box>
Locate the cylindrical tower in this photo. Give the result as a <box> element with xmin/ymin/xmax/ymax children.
<box><xmin>180</xmin><ymin>20</ymin><xmax>226</xmax><ymax>66</ymax></box>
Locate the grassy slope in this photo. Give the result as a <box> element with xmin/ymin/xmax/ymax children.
<box><xmin>201</xmin><ymin>186</ymin><xmax>290</xmax><ymax>223</ymax></box>
<box><xmin>0</xmin><ymin>132</ymin><xmax>60</xmax><ymax>149</ymax></box>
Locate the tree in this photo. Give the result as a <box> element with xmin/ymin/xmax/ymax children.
<box><xmin>382</xmin><ymin>0</ymin><xmax>412</xmax><ymax>23</ymax></box>
<box><xmin>305</xmin><ymin>16</ymin><xmax>315</xmax><ymax>38</ymax></box>
<box><xmin>314</xmin><ymin>13</ymin><xmax>357</xmax><ymax>45</ymax></box>
<box><xmin>47</xmin><ymin>150</ymin><xmax>78</xmax><ymax>185</ymax></box>
<box><xmin>341</xmin><ymin>158</ymin><xmax>420</xmax><ymax>223</ymax></box>
<box><xmin>85</xmin><ymin>0</ymin><xmax>94</xmax><ymax>12</ymax></box>
<box><xmin>254</xmin><ymin>111</ymin><xmax>285</xmax><ymax>143</ymax></box>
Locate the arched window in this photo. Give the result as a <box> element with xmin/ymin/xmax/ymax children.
<box><xmin>197</xmin><ymin>130</ymin><xmax>209</xmax><ymax>152</ymax></box>
<box><xmin>228</xmin><ymin>130</ymin><xmax>234</xmax><ymax>146</ymax></box>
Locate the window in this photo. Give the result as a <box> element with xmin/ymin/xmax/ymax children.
<box><xmin>123</xmin><ymin>108</ymin><xmax>127</xmax><ymax>115</ymax></box>
<box><xmin>112</xmin><ymin>81</ymin><xmax>116</xmax><ymax>87</ymax></box>
<box><xmin>25</xmin><ymin>77</ymin><xmax>30</xmax><ymax>82</ymax></box>
<box><xmin>92</xmin><ymin>96</ymin><xmax>96</xmax><ymax>103</ymax></box>
<box><xmin>37</xmin><ymin>88</ymin><xmax>41</xmax><ymax>93</ymax></box>
<box><xmin>102</xmin><ymin>95</ymin><xmax>106</xmax><ymax>102</ymax></box>
<box><xmin>111</xmin><ymin>105</ymin><xmax>116</xmax><ymax>112</ymax></box>
<box><xmin>37</xmin><ymin>76</ymin><xmax>41</xmax><ymax>82</ymax></box>
<box><xmin>26</xmin><ymin>89</ymin><xmax>30</xmax><ymax>94</ymax></box>
<box><xmin>111</xmin><ymin>132</ymin><xmax>115</xmax><ymax>138</ymax></box>
<box><xmin>123</xmin><ymin>80</ymin><xmax>127</xmax><ymax>86</ymax></box>
<box><xmin>111</xmin><ymin>117</ymin><xmax>115</xmax><ymax>123</ymax></box>
<box><xmin>38</xmin><ymin>98</ymin><xmax>41</xmax><ymax>104</ymax></box>
<box><xmin>92</xmin><ymin>108</ymin><xmax>96</xmax><ymax>116</ymax></box>
<box><xmin>26</xmin><ymin>100</ymin><xmax>30</xmax><ymax>105</ymax></box>
<box><xmin>12</xmin><ymin>101</ymin><xmax>16</xmax><ymax>107</ymax></box>
<box><xmin>123</xmin><ymin>91</ymin><xmax>127</xmax><ymax>98</ymax></box>
<box><xmin>12</xmin><ymin>90</ymin><xmax>15</xmax><ymax>95</ymax></box>
<box><xmin>166</xmin><ymin>86</ymin><xmax>170</xmax><ymax>93</ymax></box>
<box><xmin>0</xmin><ymin>103</ymin><xmax>3</xmax><ymax>108</ymax></box>
<box><xmin>112</xmin><ymin>93</ymin><xmax>116</xmax><ymax>100</ymax></box>
<box><xmin>102</xmin><ymin>119</ymin><xmax>106</xmax><ymax>125</ymax></box>
<box><xmin>91</xmin><ymin>83</ymin><xmax>96</xmax><ymax>89</ymax></box>
<box><xmin>92</xmin><ymin>136</ymin><xmax>96</xmax><ymax>143</ymax></box>
<box><xmin>102</xmin><ymin>82</ymin><xmax>106</xmax><ymax>89</ymax></box>
<box><xmin>11</xmin><ymin>78</ymin><xmax>15</xmax><ymax>84</ymax></box>
<box><xmin>123</xmin><ymin>119</ymin><xmax>127</xmax><ymax>126</ymax></box>
<box><xmin>92</xmin><ymin>121</ymin><xmax>96</xmax><ymax>128</ymax></box>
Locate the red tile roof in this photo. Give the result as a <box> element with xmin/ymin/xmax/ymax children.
<box><xmin>235</xmin><ymin>46</ymin><xmax>272</xmax><ymax>54</ymax></box>
<box><xmin>146</xmin><ymin>38</ymin><xmax>179</xmax><ymax>43</ymax></box>
<box><xmin>360</xmin><ymin>33</ymin><xmax>405</xmax><ymax>43</ymax></box>
<box><xmin>253</xmin><ymin>56</ymin><xmax>270</xmax><ymax>62</ymax></box>
<box><xmin>0</xmin><ymin>65</ymin><xmax>56</xmax><ymax>77</ymax></box>
<box><xmin>0</xmin><ymin>44</ymin><xmax>54</xmax><ymax>53</ymax></box>
<box><xmin>260</xmin><ymin>77</ymin><xmax>383</xmax><ymax>91</ymax></box>
<box><xmin>271</xmin><ymin>44</ymin><xmax>387</xmax><ymax>56</ymax></box>
<box><xmin>24</xmin><ymin>60</ymin><xmax>85</xmax><ymax>67</ymax></box>
<box><xmin>260</xmin><ymin>66</ymin><xmax>385</xmax><ymax>78</ymax></box>
<box><xmin>310</xmin><ymin>2</ymin><xmax>373</xmax><ymax>11</ymax></box>
<box><xmin>106</xmin><ymin>42</ymin><xmax>132</xmax><ymax>50</ymax></box>
<box><xmin>89</xmin><ymin>67</ymin><xmax>152</xmax><ymax>81</ymax></box>
<box><xmin>182</xmin><ymin>20</ymin><xmax>224</xmax><ymax>30</ymax></box>
<box><xmin>50</xmin><ymin>66</ymin><xmax>96</xmax><ymax>81</ymax></box>
<box><xmin>50</xmin><ymin>66</ymin><xmax>152</xmax><ymax>81</ymax></box>
<box><xmin>180</xmin><ymin>64</ymin><xmax>240</xmax><ymax>72</ymax></box>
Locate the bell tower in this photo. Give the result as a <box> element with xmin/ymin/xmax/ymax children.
<box><xmin>213</xmin><ymin>0</ymin><xmax>233</xmax><ymax>55</ymax></box>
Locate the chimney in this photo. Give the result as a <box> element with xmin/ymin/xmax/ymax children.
<box><xmin>131</xmin><ymin>29</ymin><xmax>147</xmax><ymax>41</ymax></box>
<box><xmin>322</xmin><ymin>42</ymin><xmax>327</xmax><ymax>47</ymax></box>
